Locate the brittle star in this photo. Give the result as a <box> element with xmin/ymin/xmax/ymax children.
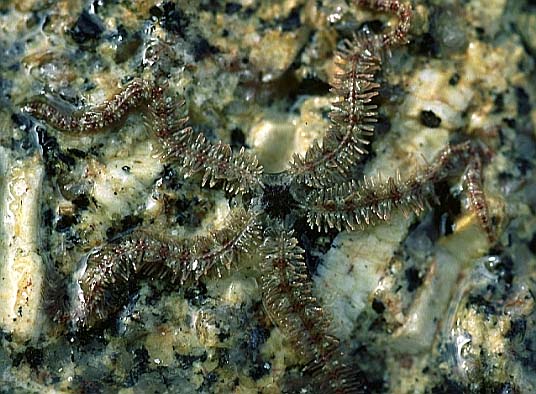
<box><xmin>22</xmin><ymin>1</ymin><xmax>497</xmax><ymax>392</ymax></box>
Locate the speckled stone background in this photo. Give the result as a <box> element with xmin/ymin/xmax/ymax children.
<box><xmin>0</xmin><ymin>1</ymin><xmax>535</xmax><ymax>393</ymax></box>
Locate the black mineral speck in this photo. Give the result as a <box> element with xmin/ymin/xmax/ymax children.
<box><xmin>413</xmin><ymin>32</ymin><xmax>439</xmax><ymax>57</ymax></box>
<box><xmin>225</xmin><ymin>2</ymin><xmax>242</xmax><ymax>14</ymax></box>
<box><xmin>358</xmin><ymin>19</ymin><xmax>385</xmax><ymax>36</ymax></box>
<box><xmin>218</xmin><ymin>329</ymin><xmax>231</xmax><ymax>342</ymax></box>
<box><xmin>515</xmin><ymin>158</ymin><xmax>531</xmax><ymax>175</ymax></box>
<box><xmin>433</xmin><ymin>179</ymin><xmax>462</xmax><ymax>238</ymax></box>
<box><xmin>293</xmin><ymin>217</ymin><xmax>337</xmax><ymax>275</ymax></box>
<box><xmin>70</xmin><ymin>9</ymin><xmax>105</xmax><ymax>44</ymax></box>
<box><xmin>172</xmin><ymin>196</ymin><xmax>208</xmax><ymax>227</ymax></box>
<box><xmin>11</xmin><ymin>346</ymin><xmax>44</xmax><ymax>370</ymax></box>
<box><xmin>374</xmin><ymin>114</ymin><xmax>392</xmax><ymax>137</ymax></box>
<box><xmin>281</xmin><ymin>7</ymin><xmax>301</xmax><ymax>31</ymax></box>
<box><xmin>1</xmin><ymin>330</ymin><xmax>13</xmax><ymax>342</ymax></box>
<box><xmin>405</xmin><ymin>266</ymin><xmax>423</xmax><ymax>292</ymax></box>
<box><xmin>24</xmin><ymin>346</ymin><xmax>44</xmax><ymax>369</ymax></box>
<box><xmin>420</xmin><ymin>110</ymin><xmax>442</xmax><ymax>128</ymax></box>
<box><xmin>11</xmin><ymin>352</ymin><xmax>24</xmax><ymax>368</ymax></box>
<box><xmin>200</xmin><ymin>0</ymin><xmax>224</xmax><ymax>12</ymax></box>
<box><xmin>149</xmin><ymin>5</ymin><xmax>163</xmax><ymax>19</ymax></box>
<box><xmin>515</xmin><ymin>86</ymin><xmax>531</xmax><ymax>116</ymax></box>
<box><xmin>467</xmin><ymin>293</ymin><xmax>496</xmax><ymax>315</ymax></box>
<box><xmin>529</xmin><ymin>232</ymin><xmax>536</xmax><ymax>254</ymax></box>
<box><xmin>55</xmin><ymin>214</ymin><xmax>78</xmax><ymax>232</ymax></box>
<box><xmin>493</xmin><ymin>92</ymin><xmax>505</xmax><ymax>113</ymax></box>
<box><xmin>176</xmin><ymin>352</ymin><xmax>207</xmax><ymax>370</ymax></box>
<box><xmin>206</xmin><ymin>371</ymin><xmax>218</xmax><ymax>383</ymax></box>
<box><xmin>475</xmin><ymin>26</ymin><xmax>485</xmax><ymax>39</ymax></box>
<box><xmin>106</xmin><ymin>215</ymin><xmax>142</xmax><ymax>240</ymax></box>
<box><xmin>72</xmin><ymin>194</ymin><xmax>91</xmax><ymax>210</ymax></box>
<box><xmin>495</xmin><ymin>254</ymin><xmax>514</xmax><ymax>287</ymax></box>
<box><xmin>43</xmin><ymin>208</ymin><xmax>54</xmax><ymax>225</ymax></box>
<box><xmin>192</xmin><ymin>37</ymin><xmax>220</xmax><ymax>61</ymax></box>
<box><xmin>67</xmin><ymin>148</ymin><xmax>87</xmax><ymax>158</ymax></box>
<box><xmin>372</xmin><ymin>298</ymin><xmax>385</xmax><ymax>314</ymax></box>
<box><xmin>160</xmin><ymin>2</ymin><xmax>189</xmax><ymax>36</ymax></box>
<box><xmin>250</xmin><ymin>361</ymin><xmax>271</xmax><ymax>380</ymax></box>
<box><xmin>184</xmin><ymin>282</ymin><xmax>208</xmax><ymax>306</ymax></box>
<box><xmin>503</xmin><ymin>117</ymin><xmax>516</xmax><ymax>129</ymax></box>
<box><xmin>36</xmin><ymin>128</ymin><xmax>60</xmax><ymax>175</ymax></box>
<box><xmin>506</xmin><ymin>318</ymin><xmax>527</xmax><ymax>340</ymax></box>
<box><xmin>295</xmin><ymin>77</ymin><xmax>331</xmax><ymax>97</ymax></box>
<box><xmin>230</xmin><ymin>127</ymin><xmax>246</xmax><ymax>149</ymax></box>
<box><xmin>449</xmin><ymin>73</ymin><xmax>460</xmax><ymax>85</ymax></box>
<box><xmin>247</xmin><ymin>325</ymin><xmax>269</xmax><ymax>353</ymax></box>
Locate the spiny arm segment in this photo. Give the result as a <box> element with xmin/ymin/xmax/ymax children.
<box><xmin>24</xmin><ymin>78</ymin><xmax>264</xmax><ymax>195</ymax></box>
<box><xmin>79</xmin><ymin>206</ymin><xmax>261</xmax><ymax>326</ymax></box>
<box><xmin>289</xmin><ymin>0</ymin><xmax>412</xmax><ymax>187</ymax></box>
<box><xmin>259</xmin><ymin>226</ymin><xmax>365</xmax><ymax>393</ymax></box>
<box><xmin>259</xmin><ymin>227</ymin><xmax>338</xmax><ymax>362</ymax></box>
<box><xmin>305</xmin><ymin>141</ymin><xmax>496</xmax><ymax>242</ymax></box>
<box><xmin>289</xmin><ymin>40</ymin><xmax>381</xmax><ymax>187</ymax></box>
<box><xmin>149</xmin><ymin>86</ymin><xmax>265</xmax><ymax>195</ymax></box>
<box><xmin>24</xmin><ymin>78</ymin><xmax>154</xmax><ymax>134</ymax></box>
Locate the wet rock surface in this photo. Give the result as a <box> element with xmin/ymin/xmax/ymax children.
<box><xmin>0</xmin><ymin>1</ymin><xmax>535</xmax><ymax>393</ymax></box>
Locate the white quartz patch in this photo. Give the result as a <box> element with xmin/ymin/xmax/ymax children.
<box><xmin>403</xmin><ymin>67</ymin><xmax>474</xmax><ymax>131</ymax></box>
<box><xmin>315</xmin><ymin>213</ymin><xmax>410</xmax><ymax>338</ymax></box>
<box><xmin>91</xmin><ymin>141</ymin><xmax>163</xmax><ymax>216</ymax></box>
<box><xmin>0</xmin><ymin>149</ymin><xmax>45</xmax><ymax>341</ymax></box>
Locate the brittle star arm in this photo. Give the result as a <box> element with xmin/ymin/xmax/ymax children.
<box><xmin>304</xmin><ymin>141</ymin><xmax>496</xmax><ymax>242</ymax></box>
<box><xmin>148</xmin><ymin>85</ymin><xmax>264</xmax><ymax>194</ymax></box>
<box><xmin>23</xmin><ymin>79</ymin><xmax>264</xmax><ymax>195</ymax></box>
<box><xmin>23</xmin><ymin>78</ymin><xmax>154</xmax><ymax>134</ymax></box>
<box><xmin>77</xmin><ymin>205</ymin><xmax>261</xmax><ymax>327</ymax></box>
<box><xmin>288</xmin><ymin>0</ymin><xmax>412</xmax><ymax>188</ymax></box>
<box><xmin>259</xmin><ymin>225</ymin><xmax>361</xmax><ymax>393</ymax></box>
